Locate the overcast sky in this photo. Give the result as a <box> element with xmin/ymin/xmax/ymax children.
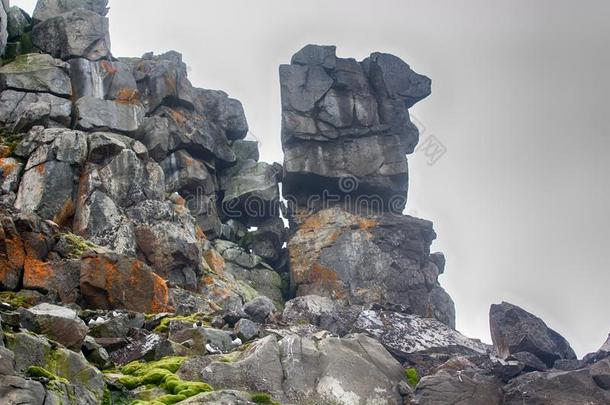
<box><xmin>14</xmin><ymin>0</ymin><xmax>610</xmax><ymax>356</ymax></box>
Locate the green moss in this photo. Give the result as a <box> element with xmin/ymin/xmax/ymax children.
<box><xmin>405</xmin><ymin>367</ymin><xmax>420</xmax><ymax>388</ymax></box>
<box><xmin>61</xmin><ymin>232</ymin><xmax>98</xmax><ymax>258</ymax></box>
<box><xmin>0</xmin><ymin>128</ymin><xmax>22</xmax><ymax>155</ymax></box>
<box><xmin>26</xmin><ymin>366</ymin><xmax>70</xmax><ymax>385</ymax></box>
<box><xmin>153</xmin><ymin>314</ymin><xmax>207</xmax><ymax>333</ymax></box>
<box><xmin>117</xmin><ymin>356</ymin><xmax>212</xmax><ymax>403</ymax></box>
<box><xmin>0</xmin><ymin>291</ymin><xmax>35</xmax><ymax>308</ymax></box>
<box><xmin>250</xmin><ymin>393</ymin><xmax>280</xmax><ymax>405</ymax></box>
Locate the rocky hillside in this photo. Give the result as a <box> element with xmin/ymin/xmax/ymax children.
<box><xmin>0</xmin><ymin>1</ymin><xmax>608</xmax><ymax>404</ymax></box>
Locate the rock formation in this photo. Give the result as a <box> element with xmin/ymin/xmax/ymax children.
<box><xmin>0</xmin><ymin>1</ymin><xmax>607</xmax><ymax>404</ymax></box>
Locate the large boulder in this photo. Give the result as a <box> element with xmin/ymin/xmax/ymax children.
<box><xmin>412</xmin><ymin>370</ymin><xmax>503</xmax><ymax>405</ymax></box>
<box><xmin>79</xmin><ymin>252</ymin><xmax>173</xmax><ymax>313</ymax></box>
<box><xmin>6</xmin><ymin>6</ymin><xmax>30</xmax><ymax>40</ymax></box>
<box><xmin>0</xmin><ymin>375</ymin><xmax>45</xmax><ymax>405</ymax></box>
<box><xmin>32</xmin><ymin>0</ymin><xmax>109</xmax><ymax>22</ymax></box>
<box><xmin>191</xmin><ymin>333</ymin><xmax>406</xmax><ymax>404</ymax></box>
<box><xmin>489</xmin><ymin>302</ymin><xmax>577</xmax><ymax>368</ymax></box>
<box><xmin>288</xmin><ymin>206</ymin><xmax>455</xmax><ymax>327</ymax></box>
<box><xmin>503</xmin><ymin>368</ymin><xmax>610</xmax><ymax>404</ymax></box>
<box><xmin>75</xmin><ymin>96</ymin><xmax>145</xmax><ymax>134</ymax></box>
<box><xmin>128</xmin><ymin>51</ymin><xmax>194</xmax><ymax>112</ymax></box>
<box><xmin>0</xmin><ymin>90</ymin><xmax>72</xmax><ymax>128</ymax></box>
<box><xmin>219</xmin><ymin>160</ymin><xmax>280</xmax><ymax>225</ymax></box>
<box><xmin>31</xmin><ymin>8</ymin><xmax>111</xmax><ymax>61</ymax></box>
<box><xmin>13</xmin><ymin>127</ymin><xmax>88</xmax><ymax>224</ymax></box>
<box><xmin>18</xmin><ymin>303</ymin><xmax>88</xmax><ymax>349</ymax></box>
<box><xmin>353</xmin><ymin>310</ymin><xmax>488</xmax><ymax>361</ymax></box>
<box><xmin>280</xmin><ymin>45</ymin><xmax>430</xmax><ymax>210</ymax></box>
<box><xmin>0</xmin><ymin>53</ymin><xmax>72</xmax><ymax>96</ymax></box>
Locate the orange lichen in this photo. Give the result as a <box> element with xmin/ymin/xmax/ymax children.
<box><xmin>151</xmin><ymin>273</ymin><xmax>172</xmax><ymax>313</ymax></box>
<box><xmin>0</xmin><ymin>159</ymin><xmax>17</xmax><ymax>175</ymax></box>
<box><xmin>100</xmin><ymin>60</ymin><xmax>118</xmax><ymax>75</ymax></box>
<box><xmin>23</xmin><ymin>258</ymin><xmax>53</xmax><ymax>291</ymax></box>
<box><xmin>35</xmin><ymin>164</ymin><xmax>45</xmax><ymax>175</ymax></box>
<box><xmin>309</xmin><ymin>262</ymin><xmax>345</xmax><ymax>299</ymax></box>
<box><xmin>203</xmin><ymin>250</ymin><xmax>225</xmax><ymax>274</ymax></box>
<box><xmin>358</xmin><ymin>217</ymin><xmax>378</xmax><ymax>230</ymax></box>
<box><xmin>53</xmin><ymin>199</ymin><xmax>75</xmax><ymax>227</ymax></box>
<box><xmin>167</xmin><ymin>109</ymin><xmax>187</xmax><ymax>126</ymax></box>
<box><xmin>114</xmin><ymin>88</ymin><xmax>140</xmax><ymax>105</ymax></box>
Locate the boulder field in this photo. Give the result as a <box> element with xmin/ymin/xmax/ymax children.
<box><xmin>0</xmin><ymin>1</ymin><xmax>608</xmax><ymax>404</ymax></box>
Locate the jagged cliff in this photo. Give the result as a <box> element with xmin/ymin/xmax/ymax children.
<box><xmin>0</xmin><ymin>1</ymin><xmax>609</xmax><ymax>404</ymax></box>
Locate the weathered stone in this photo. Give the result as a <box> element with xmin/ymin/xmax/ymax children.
<box><xmin>282</xmin><ymin>295</ymin><xmax>359</xmax><ymax>336</ymax></box>
<box><xmin>193</xmin><ymin>88</ymin><xmax>248</xmax><ymax>140</ymax></box>
<box><xmin>19</xmin><ymin>303</ymin><xmax>88</xmax><ymax>349</ymax></box>
<box><xmin>0</xmin><ymin>375</ymin><xmax>45</xmax><ymax>405</ymax></box>
<box><xmin>288</xmin><ymin>207</ymin><xmax>455</xmax><ymax>327</ymax></box>
<box><xmin>247</xmin><ymin>217</ymin><xmax>286</xmax><ymax>265</ymax></box>
<box><xmin>130</xmin><ymin>51</ymin><xmax>194</xmax><ymax>112</ymax></box>
<box><xmin>412</xmin><ymin>370</ymin><xmax>503</xmax><ymax>405</ymax></box>
<box><xmin>0</xmin><ymin>2</ymin><xmax>6</xmax><ymax>56</ymax></box>
<box><xmin>161</xmin><ymin>149</ymin><xmax>216</xmax><ymax>196</ymax></box>
<box><xmin>69</xmin><ymin>58</ymin><xmax>139</xmax><ymax>102</ymax></box>
<box><xmin>231</xmin><ymin>140</ymin><xmax>259</xmax><ymax>162</ymax></box>
<box><xmin>281</xmin><ymin>46</ymin><xmax>430</xmax><ymax>209</ymax></box>
<box><xmin>14</xmin><ymin>160</ymin><xmax>77</xmax><ymax>223</ymax></box>
<box><xmin>6</xmin><ymin>6</ymin><xmax>30</xmax><ymax>40</ymax></box>
<box><xmin>0</xmin><ymin>90</ymin><xmax>71</xmax><ymax>127</ymax></box>
<box><xmin>590</xmin><ymin>358</ymin><xmax>610</xmax><ymax>390</ymax></box>
<box><xmin>490</xmin><ymin>302</ymin><xmax>577</xmax><ymax>367</ymax></box>
<box><xmin>509</xmin><ymin>351</ymin><xmax>548</xmax><ymax>372</ymax></box>
<box><xmin>503</xmin><ymin>368</ymin><xmax>610</xmax><ymax>404</ymax></box>
<box><xmin>79</xmin><ymin>252</ymin><xmax>173</xmax><ymax>313</ymax></box>
<box><xmin>219</xmin><ymin>160</ymin><xmax>280</xmax><ymax>225</ymax></box>
<box><xmin>234</xmin><ymin>318</ymin><xmax>261</xmax><ymax>341</ymax></box>
<box><xmin>82</xmin><ymin>335</ymin><xmax>111</xmax><ymax>369</ymax></box>
<box><xmin>32</xmin><ymin>8</ymin><xmax>111</xmax><ymax>61</ymax></box>
<box><xmin>32</xmin><ymin>0</ymin><xmax>109</xmax><ymax>22</ymax></box>
<box><xmin>75</xmin><ymin>96</ymin><xmax>144</xmax><ymax>134</ymax></box>
<box><xmin>126</xmin><ymin>199</ymin><xmax>204</xmax><ymax>290</ymax></box>
<box><xmin>0</xmin><ymin>157</ymin><xmax>23</xmax><ymax>195</ymax></box>
<box><xmin>0</xmin><ymin>53</ymin><xmax>71</xmax><ymax>96</ymax></box>
<box><xmin>353</xmin><ymin>310</ymin><xmax>487</xmax><ymax>361</ymax></box>
<box><xmin>179</xmin><ymin>390</ymin><xmax>256</xmax><ymax>404</ymax></box>
<box><xmin>242</xmin><ymin>296</ymin><xmax>276</xmax><ymax>324</ymax></box>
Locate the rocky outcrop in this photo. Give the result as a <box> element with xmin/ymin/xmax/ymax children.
<box><xmin>281</xmin><ymin>45</ymin><xmax>430</xmax><ymax>210</ymax></box>
<box><xmin>287</xmin><ymin>206</ymin><xmax>455</xmax><ymax>327</ymax></box>
<box><xmin>490</xmin><ymin>301</ymin><xmax>577</xmax><ymax>367</ymax></box>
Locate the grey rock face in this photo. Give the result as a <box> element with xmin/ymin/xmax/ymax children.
<box><xmin>590</xmin><ymin>358</ymin><xmax>610</xmax><ymax>390</ymax></box>
<box><xmin>353</xmin><ymin>310</ymin><xmax>488</xmax><ymax>361</ymax></box>
<box><xmin>280</xmin><ymin>45</ymin><xmax>430</xmax><ymax>210</ymax></box>
<box><xmin>0</xmin><ymin>2</ymin><xmax>7</xmax><ymax>57</ymax></box>
<box><xmin>503</xmin><ymin>368</ymin><xmax>610</xmax><ymax>404</ymax></box>
<box><xmin>0</xmin><ymin>53</ymin><xmax>71</xmax><ymax>96</ymax></box>
<box><xmin>6</xmin><ymin>6</ymin><xmax>30</xmax><ymax>40</ymax></box>
<box><xmin>234</xmin><ymin>318</ymin><xmax>261</xmax><ymax>341</ymax></box>
<box><xmin>246</xmin><ymin>217</ymin><xmax>287</xmax><ymax>265</ymax></box>
<box><xmin>412</xmin><ymin>370</ymin><xmax>503</xmax><ymax>405</ymax></box>
<box><xmin>219</xmin><ymin>160</ymin><xmax>280</xmax><ymax>225</ymax></box>
<box><xmin>231</xmin><ymin>140</ymin><xmax>259</xmax><ymax>162</ymax></box>
<box><xmin>19</xmin><ymin>303</ymin><xmax>88</xmax><ymax>349</ymax></box>
<box><xmin>32</xmin><ymin>0</ymin><xmax>109</xmax><ymax>22</ymax></box>
<box><xmin>75</xmin><ymin>96</ymin><xmax>145</xmax><ymax>134</ymax></box>
<box><xmin>193</xmin><ymin>88</ymin><xmax>248</xmax><ymax>141</ymax></box>
<box><xmin>0</xmin><ymin>375</ymin><xmax>45</xmax><ymax>405</ymax></box>
<box><xmin>0</xmin><ymin>157</ymin><xmax>23</xmax><ymax>196</ymax></box>
<box><xmin>0</xmin><ymin>90</ymin><xmax>72</xmax><ymax>128</ymax></box>
<box><xmin>14</xmin><ymin>128</ymin><xmax>88</xmax><ymax>223</ymax></box>
<box><xmin>69</xmin><ymin>58</ymin><xmax>139</xmax><ymax>101</ymax></box>
<box><xmin>195</xmin><ymin>333</ymin><xmax>406</xmax><ymax>404</ymax></box>
<box><xmin>282</xmin><ymin>295</ymin><xmax>359</xmax><ymax>336</ymax></box>
<box><xmin>32</xmin><ymin>8</ymin><xmax>111</xmax><ymax>61</ymax></box>
<box><xmin>288</xmin><ymin>206</ymin><xmax>455</xmax><ymax>327</ymax></box>
<box><xmin>129</xmin><ymin>51</ymin><xmax>194</xmax><ymax>112</ymax></box>
<box><xmin>489</xmin><ymin>302</ymin><xmax>577</xmax><ymax>368</ymax></box>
